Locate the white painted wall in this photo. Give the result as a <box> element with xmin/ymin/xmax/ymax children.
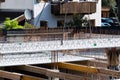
<box><xmin>88</xmin><ymin>0</ymin><xmax>101</xmax><ymax>26</ymax></box>
<box><xmin>33</xmin><ymin>2</ymin><xmax>58</xmax><ymax>28</ymax></box>
<box><xmin>33</xmin><ymin>2</ymin><xmax>70</xmax><ymax>28</ymax></box>
<box><xmin>0</xmin><ymin>0</ymin><xmax>33</xmax><ymax>10</ymax></box>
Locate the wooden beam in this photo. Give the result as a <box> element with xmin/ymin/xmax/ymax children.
<box><xmin>58</xmin><ymin>62</ymin><xmax>120</xmax><ymax>77</ymax></box>
<box><xmin>0</xmin><ymin>70</ymin><xmax>21</xmax><ymax>80</ymax></box>
<box><xmin>22</xmin><ymin>75</ymin><xmax>44</xmax><ymax>80</ymax></box>
<box><xmin>87</xmin><ymin>60</ymin><xmax>107</xmax><ymax>67</ymax></box>
<box><xmin>58</xmin><ymin>62</ymin><xmax>98</xmax><ymax>74</ymax></box>
<box><xmin>13</xmin><ymin>14</ymin><xmax>25</xmax><ymax>22</ymax></box>
<box><xmin>0</xmin><ymin>69</ymin><xmax>45</xmax><ymax>80</ymax></box>
<box><xmin>15</xmin><ymin>65</ymin><xmax>83</xmax><ymax>80</ymax></box>
<box><xmin>48</xmin><ymin>60</ymin><xmax>107</xmax><ymax>68</ymax></box>
<box><xmin>98</xmin><ymin>68</ymin><xmax>120</xmax><ymax>77</ymax></box>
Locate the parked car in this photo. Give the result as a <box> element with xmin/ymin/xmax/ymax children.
<box><xmin>101</xmin><ymin>18</ymin><xmax>113</xmax><ymax>26</ymax></box>
<box><xmin>101</xmin><ymin>22</ymin><xmax>111</xmax><ymax>27</ymax></box>
<box><xmin>110</xmin><ymin>17</ymin><xmax>119</xmax><ymax>26</ymax></box>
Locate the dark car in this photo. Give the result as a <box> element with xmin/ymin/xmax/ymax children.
<box><xmin>110</xmin><ymin>17</ymin><xmax>120</xmax><ymax>26</ymax></box>
<box><xmin>101</xmin><ymin>18</ymin><xmax>113</xmax><ymax>26</ymax></box>
<box><xmin>101</xmin><ymin>22</ymin><xmax>111</xmax><ymax>27</ymax></box>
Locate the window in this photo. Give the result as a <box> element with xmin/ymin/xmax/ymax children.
<box><xmin>40</xmin><ymin>21</ymin><xmax>48</xmax><ymax>29</ymax></box>
<box><xmin>57</xmin><ymin>20</ymin><xmax>64</xmax><ymax>28</ymax></box>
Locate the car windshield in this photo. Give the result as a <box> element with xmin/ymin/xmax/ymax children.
<box><xmin>101</xmin><ymin>18</ymin><xmax>113</xmax><ymax>23</ymax></box>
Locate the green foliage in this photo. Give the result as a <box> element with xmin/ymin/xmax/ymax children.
<box><xmin>102</xmin><ymin>0</ymin><xmax>116</xmax><ymax>8</ymax></box>
<box><xmin>24</xmin><ymin>22</ymin><xmax>35</xmax><ymax>29</ymax></box>
<box><xmin>66</xmin><ymin>14</ymin><xmax>88</xmax><ymax>28</ymax></box>
<box><xmin>3</xmin><ymin>17</ymin><xmax>24</xmax><ymax>30</ymax></box>
<box><xmin>102</xmin><ymin>0</ymin><xmax>118</xmax><ymax>18</ymax></box>
<box><xmin>72</xmin><ymin>14</ymin><xmax>84</xmax><ymax>27</ymax></box>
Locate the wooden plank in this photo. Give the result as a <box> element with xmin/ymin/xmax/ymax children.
<box><xmin>0</xmin><ymin>70</ymin><xmax>21</xmax><ymax>80</ymax></box>
<box><xmin>13</xmin><ymin>14</ymin><xmax>25</xmax><ymax>22</ymax></box>
<box><xmin>58</xmin><ymin>62</ymin><xmax>120</xmax><ymax>77</ymax></box>
<box><xmin>15</xmin><ymin>65</ymin><xmax>83</xmax><ymax>80</ymax></box>
<box><xmin>59</xmin><ymin>2</ymin><xmax>96</xmax><ymax>14</ymax></box>
<box><xmin>88</xmin><ymin>60</ymin><xmax>107</xmax><ymax>67</ymax></box>
<box><xmin>14</xmin><ymin>61</ymin><xmax>120</xmax><ymax>78</ymax></box>
<box><xmin>41</xmin><ymin>60</ymin><xmax>107</xmax><ymax>68</ymax></box>
<box><xmin>22</xmin><ymin>75</ymin><xmax>44</xmax><ymax>80</ymax></box>
<box><xmin>98</xmin><ymin>68</ymin><xmax>120</xmax><ymax>77</ymax></box>
<box><xmin>58</xmin><ymin>62</ymin><xmax>98</xmax><ymax>73</ymax></box>
<box><xmin>0</xmin><ymin>70</ymin><xmax>45</xmax><ymax>80</ymax></box>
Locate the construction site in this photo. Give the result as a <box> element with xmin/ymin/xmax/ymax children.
<box><xmin>0</xmin><ymin>27</ymin><xmax>120</xmax><ymax>80</ymax></box>
<box><xmin>0</xmin><ymin>0</ymin><xmax>120</xmax><ymax>80</ymax></box>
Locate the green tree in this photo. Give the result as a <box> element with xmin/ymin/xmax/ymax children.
<box><xmin>3</xmin><ymin>18</ymin><xmax>24</xmax><ymax>30</ymax></box>
<box><xmin>102</xmin><ymin>0</ymin><xmax>117</xmax><ymax>17</ymax></box>
<box><xmin>102</xmin><ymin>0</ymin><xmax>116</xmax><ymax>7</ymax></box>
<box><xmin>66</xmin><ymin>14</ymin><xmax>88</xmax><ymax>28</ymax></box>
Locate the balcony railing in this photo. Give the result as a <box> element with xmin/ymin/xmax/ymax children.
<box><xmin>51</xmin><ymin>1</ymin><xmax>96</xmax><ymax>15</ymax></box>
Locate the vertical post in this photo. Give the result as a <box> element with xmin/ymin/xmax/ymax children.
<box><xmin>50</xmin><ymin>51</ymin><xmax>59</xmax><ymax>80</ymax></box>
<box><xmin>105</xmin><ymin>48</ymin><xmax>120</xmax><ymax>79</ymax></box>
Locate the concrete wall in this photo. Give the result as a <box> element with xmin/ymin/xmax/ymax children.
<box><xmin>0</xmin><ymin>0</ymin><xmax>33</xmax><ymax>10</ymax></box>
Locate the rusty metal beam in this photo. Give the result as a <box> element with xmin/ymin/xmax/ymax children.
<box><xmin>0</xmin><ymin>70</ymin><xmax>21</xmax><ymax>80</ymax></box>
<box><xmin>15</xmin><ymin>65</ymin><xmax>83</xmax><ymax>80</ymax></box>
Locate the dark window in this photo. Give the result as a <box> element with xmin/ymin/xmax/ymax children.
<box><xmin>57</xmin><ymin>20</ymin><xmax>64</xmax><ymax>28</ymax></box>
<box><xmin>40</xmin><ymin>21</ymin><xmax>48</xmax><ymax>29</ymax></box>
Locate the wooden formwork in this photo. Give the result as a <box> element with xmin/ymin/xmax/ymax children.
<box><xmin>0</xmin><ymin>60</ymin><xmax>120</xmax><ymax>80</ymax></box>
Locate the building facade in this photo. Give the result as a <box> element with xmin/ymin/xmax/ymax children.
<box><xmin>0</xmin><ymin>0</ymin><xmax>101</xmax><ymax>28</ymax></box>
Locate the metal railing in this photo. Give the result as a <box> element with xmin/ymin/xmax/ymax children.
<box><xmin>1</xmin><ymin>37</ymin><xmax>120</xmax><ymax>54</ymax></box>
<box><xmin>2</xmin><ymin>32</ymin><xmax>120</xmax><ymax>43</ymax></box>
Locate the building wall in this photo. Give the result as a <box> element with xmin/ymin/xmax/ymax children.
<box><xmin>33</xmin><ymin>2</ymin><xmax>72</xmax><ymax>28</ymax></box>
<box><xmin>88</xmin><ymin>0</ymin><xmax>101</xmax><ymax>26</ymax></box>
<box><xmin>33</xmin><ymin>0</ymin><xmax>101</xmax><ymax>28</ymax></box>
<box><xmin>0</xmin><ymin>0</ymin><xmax>101</xmax><ymax>27</ymax></box>
<box><xmin>33</xmin><ymin>2</ymin><xmax>58</xmax><ymax>28</ymax></box>
<box><xmin>0</xmin><ymin>0</ymin><xmax>33</xmax><ymax>10</ymax></box>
